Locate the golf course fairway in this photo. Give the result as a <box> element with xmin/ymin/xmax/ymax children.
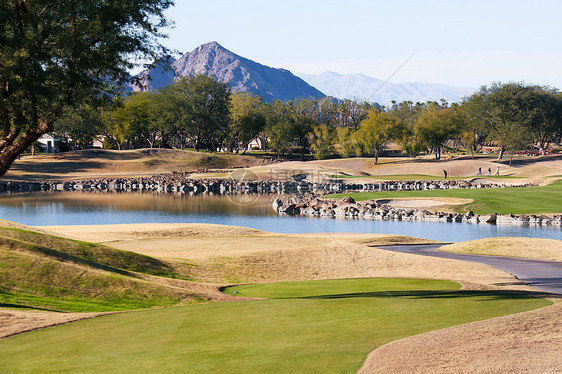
<box><xmin>0</xmin><ymin>278</ymin><xmax>550</xmax><ymax>373</ymax></box>
<box><xmin>328</xmin><ymin>179</ymin><xmax>562</xmax><ymax>215</ymax></box>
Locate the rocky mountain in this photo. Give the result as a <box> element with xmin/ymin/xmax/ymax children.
<box><xmin>134</xmin><ymin>42</ymin><xmax>326</xmax><ymax>102</ymax></box>
<box><xmin>296</xmin><ymin>72</ymin><xmax>476</xmax><ymax>106</ymax></box>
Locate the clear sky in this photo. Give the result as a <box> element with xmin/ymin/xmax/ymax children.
<box><xmin>157</xmin><ymin>0</ymin><xmax>562</xmax><ymax>89</ymax></box>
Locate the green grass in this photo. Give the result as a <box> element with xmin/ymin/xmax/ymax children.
<box><xmin>0</xmin><ymin>227</ymin><xmax>179</xmax><ymax>278</ymax></box>
<box><xmin>327</xmin><ymin>180</ymin><xmax>562</xmax><ymax>215</ymax></box>
<box><xmin>0</xmin><ymin>227</ymin><xmax>190</xmax><ymax>312</ymax></box>
<box><xmin>0</xmin><ymin>278</ymin><xmax>550</xmax><ymax>373</ymax></box>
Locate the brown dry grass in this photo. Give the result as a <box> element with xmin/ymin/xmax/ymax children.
<box><xmin>247</xmin><ymin>154</ymin><xmax>562</xmax><ymax>184</ymax></box>
<box><xmin>41</xmin><ymin>224</ymin><xmax>438</xmax><ymax>261</ymax></box>
<box><xmin>441</xmin><ymin>237</ymin><xmax>562</xmax><ymax>261</ymax></box>
<box><xmin>6</xmin><ymin>148</ymin><xmax>264</xmax><ymax>181</ymax></box>
<box><xmin>5</xmin><ymin>149</ymin><xmax>562</xmax><ymax>184</ymax></box>
<box><xmin>359</xmin><ymin>300</ymin><xmax>562</xmax><ymax>374</ymax></box>
<box><xmin>0</xmin><ymin>310</ymin><xmax>108</xmax><ymax>339</ymax></box>
<box><xmin>41</xmin><ymin>223</ymin><xmax>535</xmax><ymax>293</ymax></box>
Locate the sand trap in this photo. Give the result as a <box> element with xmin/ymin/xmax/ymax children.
<box><xmin>376</xmin><ymin>197</ymin><xmax>473</xmax><ymax>208</ymax></box>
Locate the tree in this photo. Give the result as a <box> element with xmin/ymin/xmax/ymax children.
<box><xmin>388</xmin><ymin>100</ymin><xmax>425</xmax><ymax>157</ymax></box>
<box><xmin>54</xmin><ymin>105</ymin><xmax>103</xmax><ymax>150</ymax></box>
<box><xmin>0</xmin><ymin>0</ymin><xmax>173</xmax><ymax>176</ymax></box>
<box><xmin>165</xmin><ymin>75</ymin><xmax>231</xmax><ymax>151</ymax></box>
<box><xmin>308</xmin><ymin>124</ymin><xmax>334</xmax><ymax>160</ymax></box>
<box><xmin>229</xmin><ymin>93</ymin><xmax>266</xmax><ymax>153</ymax></box>
<box><xmin>414</xmin><ymin>107</ymin><xmax>463</xmax><ymax>160</ymax></box>
<box><xmin>472</xmin><ymin>82</ymin><xmax>533</xmax><ymax>161</ymax></box>
<box><xmin>319</xmin><ymin>98</ymin><xmax>339</xmax><ymax>127</ymax></box>
<box><xmin>458</xmin><ymin>96</ymin><xmax>488</xmax><ymax>158</ymax></box>
<box><xmin>106</xmin><ymin>92</ymin><xmax>159</xmax><ymax>149</ymax></box>
<box><xmin>265</xmin><ymin>119</ymin><xmax>294</xmax><ymax>157</ymax></box>
<box><xmin>525</xmin><ymin>88</ymin><xmax>562</xmax><ymax>155</ymax></box>
<box><xmin>354</xmin><ymin>110</ymin><xmax>401</xmax><ymax>164</ymax></box>
<box><xmin>335</xmin><ymin>127</ymin><xmax>357</xmax><ymax>158</ymax></box>
<box><xmin>264</xmin><ymin>114</ymin><xmax>314</xmax><ymax>159</ymax></box>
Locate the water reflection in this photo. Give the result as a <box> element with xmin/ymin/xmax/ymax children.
<box><xmin>0</xmin><ymin>191</ymin><xmax>560</xmax><ymax>242</ymax></box>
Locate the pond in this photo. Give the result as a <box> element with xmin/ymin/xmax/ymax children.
<box><xmin>0</xmin><ymin>192</ymin><xmax>559</xmax><ymax>242</ymax></box>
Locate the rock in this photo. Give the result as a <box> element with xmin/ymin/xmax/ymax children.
<box><xmin>272</xmin><ymin>198</ymin><xmax>283</xmax><ymax>212</ymax></box>
<box><xmin>340</xmin><ymin>196</ymin><xmax>355</xmax><ymax>204</ymax></box>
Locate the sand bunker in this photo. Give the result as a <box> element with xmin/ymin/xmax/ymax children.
<box><xmin>376</xmin><ymin>197</ymin><xmax>473</xmax><ymax>208</ymax></box>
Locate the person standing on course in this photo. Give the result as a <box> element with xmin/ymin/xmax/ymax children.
<box><xmin>496</xmin><ymin>167</ymin><xmax>500</xmax><ymax>176</ymax></box>
<box><xmin>477</xmin><ymin>167</ymin><xmax>482</xmax><ymax>176</ymax></box>
<box><xmin>488</xmin><ymin>167</ymin><xmax>492</xmax><ymax>177</ymax></box>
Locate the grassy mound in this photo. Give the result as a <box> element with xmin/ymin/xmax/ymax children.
<box><xmin>0</xmin><ymin>227</ymin><xmax>179</xmax><ymax>278</ymax></box>
<box><xmin>328</xmin><ymin>179</ymin><xmax>562</xmax><ymax>214</ymax></box>
<box><xmin>440</xmin><ymin>237</ymin><xmax>562</xmax><ymax>261</ymax></box>
<box><xmin>0</xmin><ymin>278</ymin><xmax>550</xmax><ymax>373</ymax></box>
<box><xmin>0</xmin><ymin>227</ymin><xmax>191</xmax><ymax>312</ymax></box>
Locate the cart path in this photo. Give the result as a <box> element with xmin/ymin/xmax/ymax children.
<box><xmin>375</xmin><ymin>244</ymin><xmax>562</xmax><ymax>295</ymax></box>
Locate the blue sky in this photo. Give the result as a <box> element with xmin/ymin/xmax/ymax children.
<box><xmin>158</xmin><ymin>0</ymin><xmax>562</xmax><ymax>89</ymax></box>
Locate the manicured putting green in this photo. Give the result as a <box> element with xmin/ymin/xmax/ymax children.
<box><xmin>0</xmin><ymin>278</ymin><xmax>550</xmax><ymax>374</ymax></box>
<box><xmin>328</xmin><ymin>180</ymin><xmax>562</xmax><ymax>214</ymax></box>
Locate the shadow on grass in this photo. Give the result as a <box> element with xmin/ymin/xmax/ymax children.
<box><xmin>494</xmin><ymin>154</ymin><xmax>562</xmax><ymax>168</ymax></box>
<box><xmin>0</xmin><ymin>302</ymin><xmax>59</xmax><ymax>312</ymax></box>
<box><xmin>0</xmin><ymin>236</ymin><xmax>136</xmax><ymax>278</ymax></box>
<box><xmin>9</xmin><ymin>160</ymin><xmax>106</xmax><ymax>175</ymax></box>
<box><xmin>278</xmin><ymin>289</ymin><xmax>552</xmax><ymax>300</ymax></box>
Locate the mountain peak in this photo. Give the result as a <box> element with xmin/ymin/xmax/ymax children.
<box><xmin>134</xmin><ymin>42</ymin><xmax>325</xmax><ymax>102</ymax></box>
<box><xmin>196</xmin><ymin>41</ymin><xmax>229</xmax><ymax>53</ymax></box>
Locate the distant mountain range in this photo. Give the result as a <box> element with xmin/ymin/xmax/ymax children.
<box><xmin>134</xmin><ymin>42</ymin><xmax>476</xmax><ymax>105</ymax></box>
<box><xmin>296</xmin><ymin>72</ymin><xmax>476</xmax><ymax>106</ymax></box>
<box><xmin>133</xmin><ymin>42</ymin><xmax>325</xmax><ymax>102</ymax></box>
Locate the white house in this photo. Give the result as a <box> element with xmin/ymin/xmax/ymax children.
<box><xmin>36</xmin><ymin>134</ymin><xmax>63</xmax><ymax>153</ymax></box>
<box><xmin>247</xmin><ymin>136</ymin><xmax>266</xmax><ymax>150</ymax></box>
<box><xmin>92</xmin><ymin>135</ymin><xmax>106</xmax><ymax>149</ymax></box>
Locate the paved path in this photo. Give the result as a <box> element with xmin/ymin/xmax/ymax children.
<box><xmin>376</xmin><ymin>244</ymin><xmax>562</xmax><ymax>295</ymax></box>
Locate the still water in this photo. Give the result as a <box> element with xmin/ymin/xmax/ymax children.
<box><xmin>0</xmin><ymin>192</ymin><xmax>559</xmax><ymax>242</ymax></box>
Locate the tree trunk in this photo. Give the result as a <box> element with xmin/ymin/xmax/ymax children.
<box><xmin>498</xmin><ymin>147</ymin><xmax>504</xmax><ymax>159</ymax></box>
<box><xmin>0</xmin><ymin>124</ymin><xmax>50</xmax><ymax>177</ymax></box>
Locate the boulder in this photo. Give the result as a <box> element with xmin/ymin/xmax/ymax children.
<box><xmin>340</xmin><ymin>196</ymin><xmax>355</xmax><ymax>204</ymax></box>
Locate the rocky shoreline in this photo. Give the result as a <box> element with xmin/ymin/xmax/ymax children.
<box><xmin>1</xmin><ymin>173</ymin><xmax>556</xmax><ymax>226</ymax></box>
<box><xmin>0</xmin><ymin>172</ymin><xmax>536</xmax><ymax>195</ymax></box>
<box><xmin>272</xmin><ymin>195</ymin><xmax>562</xmax><ymax>226</ymax></box>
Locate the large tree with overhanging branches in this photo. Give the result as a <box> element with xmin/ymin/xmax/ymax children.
<box><xmin>0</xmin><ymin>0</ymin><xmax>174</xmax><ymax>177</ymax></box>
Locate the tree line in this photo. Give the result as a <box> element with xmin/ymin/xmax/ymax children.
<box><xmin>54</xmin><ymin>77</ymin><xmax>562</xmax><ymax>165</ymax></box>
<box><xmin>2</xmin><ymin>1</ymin><xmax>560</xmax><ymax>179</ymax></box>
